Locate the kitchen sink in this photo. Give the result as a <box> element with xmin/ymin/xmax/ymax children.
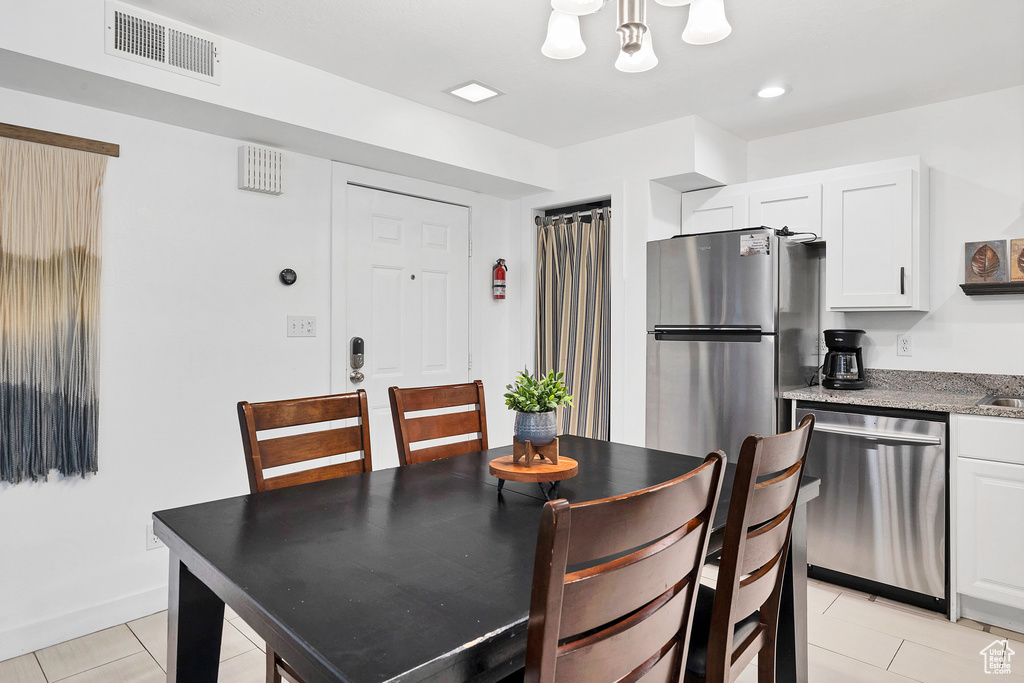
<box><xmin>977</xmin><ymin>395</ymin><xmax>1024</xmax><ymax>408</ymax></box>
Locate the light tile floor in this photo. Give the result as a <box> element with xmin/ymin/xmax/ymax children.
<box><xmin>2</xmin><ymin>581</ymin><xmax>1022</xmax><ymax>682</ymax></box>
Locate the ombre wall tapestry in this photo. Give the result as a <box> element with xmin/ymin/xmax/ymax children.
<box><xmin>1</xmin><ymin>138</ymin><xmax>107</xmax><ymax>483</ymax></box>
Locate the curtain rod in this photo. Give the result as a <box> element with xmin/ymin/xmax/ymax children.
<box><xmin>0</xmin><ymin>123</ymin><xmax>120</xmax><ymax>158</ymax></box>
<box><xmin>535</xmin><ymin>207</ymin><xmax>610</xmax><ymax>226</ymax></box>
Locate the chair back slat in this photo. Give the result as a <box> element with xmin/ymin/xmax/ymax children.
<box><xmin>732</xmin><ymin>547</ymin><xmax>786</xmax><ymax>619</ymax></box>
<box><xmin>746</xmin><ymin>463</ymin><xmax>802</xmax><ymax>527</ymax></box>
<box><xmin>566</xmin><ymin>463</ymin><xmax>719</xmax><ymax>565</ymax></box>
<box><xmin>262</xmin><ymin>459</ymin><xmax>366</xmax><ymax>491</ymax></box>
<box><xmin>701</xmin><ymin>414</ymin><xmax>814</xmax><ymax>683</ymax></box>
<box><xmin>403</xmin><ymin>410</ymin><xmax>482</xmax><ymax>443</ymax></box>
<box><xmin>250</xmin><ymin>394</ymin><xmax>363</xmax><ymax>431</ymax></box>
<box><xmin>409</xmin><ymin>439</ymin><xmax>485</xmax><ymax>465</ymax></box>
<box><xmin>561</xmin><ymin>517</ymin><xmax>705</xmax><ymax>637</ymax></box>
<box><xmin>389</xmin><ymin>381</ymin><xmax>488</xmax><ymax>466</ymax></box>
<box><xmin>633</xmin><ymin>642</ymin><xmax>680</xmax><ymax>683</ymax></box>
<box><xmin>395</xmin><ymin>382</ymin><xmax>481</xmax><ymax>412</ymax></box>
<box><xmin>756</xmin><ymin>424</ymin><xmax>812</xmax><ymax>474</ymax></box>
<box><xmin>739</xmin><ymin>505</ymin><xmax>794</xmax><ymax>576</ymax></box>
<box><xmin>237</xmin><ymin>390</ymin><xmax>372</xmax><ymax>493</ymax></box>
<box><xmin>524</xmin><ymin>453</ymin><xmax>726</xmax><ymax>683</ymax></box>
<box><xmin>555</xmin><ymin>580</ymin><xmax>693</xmax><ymax>683</ymax></box>
<box><xmin>258</xmin><ymin>425</ymin><xmax>365</xmax><ymax>469</ymax></box>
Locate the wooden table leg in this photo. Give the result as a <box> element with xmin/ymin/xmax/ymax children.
<box><xmin>776</xmin><ymin>500</ymin><xmax>809</xmax><ymax>683</ymax></box>
<box><xmin>167</xmin><ymin>554</ymin><xmax>224</xmax><ymax>683</ymax></box>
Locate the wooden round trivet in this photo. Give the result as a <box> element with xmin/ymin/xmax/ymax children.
<box><xmin>489</xmin><ymin>455</ymin><xmax>579</xmax><ymax>483</ymax></box>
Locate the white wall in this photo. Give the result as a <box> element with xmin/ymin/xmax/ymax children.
<box><xmin>0</xmin><ymin>86</ymin><xmax>519</xmax><ymax>659</ymax></box>
<box><xmin>748</xmin><ymin>86</ymin><xmax>1024</xmax><ymax>374</ymax></box>
<box><xmin>0</xmin><ymin>0</ymin><xmax>557</xmax><ymax>196</ymax></box>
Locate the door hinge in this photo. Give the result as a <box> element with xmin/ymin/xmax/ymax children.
<box><xmin>468</xmin><ymin>352</ymin><xmax>473</xmax><ymax>371</ymax></box>
<box><xmin>468</xmin><ymin>237</ymin><xmax>473</xmax><ymax>257</ymax></box>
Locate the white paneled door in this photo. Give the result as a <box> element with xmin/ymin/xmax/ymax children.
<box><xmin>345</xmin><ymin>185</ymin><xmax>470</xmax><ymax>469</ymax></box>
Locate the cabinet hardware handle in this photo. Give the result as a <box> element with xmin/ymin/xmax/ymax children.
<box><xmin>900</xmin><ymin>266</ymin><xmax>906</xmax><ymax>295</ymax></box>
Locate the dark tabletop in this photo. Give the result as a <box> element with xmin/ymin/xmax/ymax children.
<box><xmin>154</xmin><ymin>436</ymin><xmax>806</xmax><ymax>683</ymax></box>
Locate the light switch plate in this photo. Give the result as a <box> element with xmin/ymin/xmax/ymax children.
<box><xmin>287</xmin><ymin>315</ymin><xmax>317</xmax><ymax>337</ymax></box>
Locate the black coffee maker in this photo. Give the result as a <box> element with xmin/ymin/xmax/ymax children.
<box><xmin>822</xmin><ymin>329</ymin><xmax>866</xmax><ymax>390</ymax></box>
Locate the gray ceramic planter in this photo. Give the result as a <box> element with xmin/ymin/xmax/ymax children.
<box><xmin>514</xmin><ymin>410</ymin><xmax>557</xmax><ymax>445</ymax></box>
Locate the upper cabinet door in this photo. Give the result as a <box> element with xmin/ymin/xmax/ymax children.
<box><xmin>825</xmin><ymin>167</ymin><xmax>929</xmax><ymax>310</ymax></box>
<box><xmin>749</xmin><ymin>183</ymin><xmax>823</xmax><ymax>242</ymax></box>
<box><xmin>681</xmin><ymin>188</ymin><xmax>748</xmax><ymax>235</ymax></box>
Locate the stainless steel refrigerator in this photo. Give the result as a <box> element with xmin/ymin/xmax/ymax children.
<box><xmin>646</xmin><ymin>228</ymin><xmax>819</xmax><ymax>459</ymax></box>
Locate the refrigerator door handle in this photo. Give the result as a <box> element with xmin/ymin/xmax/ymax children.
<box><xmin>653</xmin><ymin>325</ymin><xmax>762</xmax><ymax>342</ymax></box>
<box><xmin>813</xmin><ymin>423</ymin><xmax>943</xmax><ymax>445</ymax></box>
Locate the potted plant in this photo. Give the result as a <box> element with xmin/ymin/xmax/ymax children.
<box><xmin>504</xmin><ymin>369</ymin><xmax>573</xmax><ymax>445</ymax></box>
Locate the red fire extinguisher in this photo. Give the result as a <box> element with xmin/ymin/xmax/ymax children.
<box><xmin>492</xmin><ymin>259</ymin><xmax>507</xmax><ymax>300</ymax></box>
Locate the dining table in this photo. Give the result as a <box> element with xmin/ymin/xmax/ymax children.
<box><xmin>153</xmin><ymin>435</ymin><xmax>819</xmax><ymax>683</ymax></box>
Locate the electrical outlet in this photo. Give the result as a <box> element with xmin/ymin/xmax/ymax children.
<box><xmin>897</xmin><ymin>334</ymin><xmax>912</xmax><ymax>357</ymax></box>
<box><xmin>287</xmin><ymin>315</ymin><xmax>317</xmax><ymax>337</ymax></box>
<box><xmin>819</xmin><ymin>338</ymin><xmax>828</xmax><ymax>356</ymax></box>
<box><xmin>146</xmin><ymin>523</ymin><xmax>165</xmax><ymax>551</ymax></box>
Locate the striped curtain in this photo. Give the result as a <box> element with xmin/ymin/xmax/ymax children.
<box><xmin>1</xmin><ymin>138</ymin><xmax>107</xmax><ymax>483</ymax></box>
<box><xmin>536</xmin><ymin>208</ymin><xmax>610</xmax><ymax>439</ymax></box>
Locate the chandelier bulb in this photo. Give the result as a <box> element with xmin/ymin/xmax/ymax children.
<box><xmin>552</xmin><ymin>0</ymin><xmax>607</xmax><ymax>15</ymax></box>
<box><xmin>682</xmin><ymin>0</ymin><xmax>731</xmax><ymax>45</ymax></box>
<box><xmin>615</xmin><ymin>31</ymin><xmax>658</xmax><ymax>72</ymax></box>
<box><xmin>541</xmin><ymin>10</ymin><xmax>586</xmax><ymax>59</ymax></box>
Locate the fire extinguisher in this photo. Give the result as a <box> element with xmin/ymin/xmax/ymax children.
<box><xmin>492</xmin><ymin>259</ymin><xmax>507</xmax><ymax>300</ymax></box>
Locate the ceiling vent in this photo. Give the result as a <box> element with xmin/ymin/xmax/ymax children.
<box><xmin>238</xmin><ymin>145</ymin><xmax>284</xmax><ymax>195</ymax></box>
<box><xmin>104</xmin><ymin>1</ymin><xmax>221</xmax><ymax>84</ymax></box>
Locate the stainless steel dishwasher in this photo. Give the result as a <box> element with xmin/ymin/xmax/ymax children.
<box><xmin>795</xmin><ymin>402</ymin><xmax>948</xmax><ymax>613</ymax></box>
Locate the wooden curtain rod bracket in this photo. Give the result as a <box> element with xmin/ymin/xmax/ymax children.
<box><xmin>0</xmin><ymin>123</ymin><xmax>119</xmax><ymax>158</ymax></box>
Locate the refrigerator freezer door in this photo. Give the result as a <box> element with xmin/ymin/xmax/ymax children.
<box><xmin>647</xmin><ymin>230</ymin><xmax>777</xmax><ymax>332</ymax></box>
<box><xmin>646</xmin><ymin>334</ymin><xmax>776</xmax><ymax>460</ymax></box>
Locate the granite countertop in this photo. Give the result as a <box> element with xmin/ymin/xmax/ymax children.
<box><xmin>782</xmin><ymin>369</ymin><xmax>1024</xmax><ymax>419</ymax></box>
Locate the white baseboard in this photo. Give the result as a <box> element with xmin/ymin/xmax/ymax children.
<box><xmin>959</xmin><ymin>594</ymin><xmax>1024</xmax><ymax>634</ymax></box>
<box><xmin>0</xmin><ymin>585</ymin><xmax>168</xmax><ymax>662</ymax></box>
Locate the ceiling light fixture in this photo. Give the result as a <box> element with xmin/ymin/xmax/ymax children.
<box><xmin>541</xmin><ymin>0</ymin><xmax>732</xmax><ymax>73</ymax></box>
<box><xmin>541</xmin><ymin>9</ymin><xmax>587</xmax><ymax>59</ymax></box>
<box><xmin>680</xmin><ymin>0</ymin><xmax>731</xmax><ymax>45</ymax></box>
<box><xmin>448</xmin><ymin>81</ymin><xmax>504</xmax><ymax>103</ymax></box>
<box><xmin>552</xmin><ymin>0</ymin><xmax>607</xmax><ymax>15</ymax></box>
<box><xmin>757</xmin><ymin>85</ymin><xmax>787</xmax><ymax>98</ymax></box>
<box><xmin>615</xmin><ymin>31</ymin><xmax>659</xmax><ymax>73</ymax></box>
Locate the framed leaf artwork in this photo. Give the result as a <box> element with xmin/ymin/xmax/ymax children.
<box><xmin>965</xmin><ymin>240</ymin><xmax>1007</xmax><ymax>284</ymax></box>
<box><xmin>1010</xmin><ymin>239</ymin><xmax>1024</xmax><ymax>282</ymax></box>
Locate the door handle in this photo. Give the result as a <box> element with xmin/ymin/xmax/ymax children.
<box><xmin>814</xmin><ymin>423</ymin><xmax>942</xmax><ymax>445</ymax></box>
<box><xmin>350</xmin><ymin>336</ymin><xmax>365</xmax><ymax>383</ymax></box>
<box><xmin>900</xmin><ymin>267</ymin><xmax>905</xmax><ymax>295</ymax></box>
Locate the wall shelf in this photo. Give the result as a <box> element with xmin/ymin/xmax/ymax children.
<box><xmin>960</xmin><ymin>282</ymin><xmax>1024</xmax><ymax>295</ymax></box>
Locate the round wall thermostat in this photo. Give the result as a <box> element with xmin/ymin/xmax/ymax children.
<box><xmin>279</xmin><ymin>268</ymin><xmax>297</xmax><ymax>285</ymax></box>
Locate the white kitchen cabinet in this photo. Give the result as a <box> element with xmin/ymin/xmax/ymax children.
<box><xmin>954</xmin><ymin>415</ymin><xmax>1024</xmax><ymax>611</ymax></box>
<box><xmin>749</xmin><ymin>183</ymin><xmax>822</xmax><ymax>242</ymax></box>
<box><xmin>681</xmin><ymin>187</ymin><xmax>747</xmax><ymax>235</ymax></box>
<box><xmin>825</xmin><ymin>164</ymin><xmax>929</xmax><ymax>311</ymax></box>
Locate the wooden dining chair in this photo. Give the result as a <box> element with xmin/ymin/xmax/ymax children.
<box><xmin>684</xmin><ymin>414</ymin><xmax>815</xmax><ymax>683</ymax></box>
<box><xmin>237</xmin><ymin>390</ymin><xmax>373</xmax><ymax>493</ymax></box>
<box><xmin>238</xmin><ymin>390</ymin><xmax>373</xmax><ymax>683</ymax></box>
<box><xmin>520</xmin><ymin>451</ymin><xmax>727</xmax><ymax>683</ymax></box>
<box><xmin>388</xmin><ymin>380</ymin><xmax>489</xmax><ymax>466</ymax></box>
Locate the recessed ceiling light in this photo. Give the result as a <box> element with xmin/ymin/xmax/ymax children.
<box><xmin>757</xmin><ymin>85</ymin><xmax>788</xmax><ymax>98</ymax></box>
<box><xmin>448</xmin><ymin>81</ymin><xmax>504</xmax><ymax>104</ymax></box>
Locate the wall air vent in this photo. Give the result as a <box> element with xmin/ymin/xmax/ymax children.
<box><xmin>104</xmin><ymin>2</ymin><xmax>221</xmax><ymax>84</ymax></box>
<box><xmin>238</xmin><ymin>145</ymin><xmax>284</xmax><ymax>195</ymax></box>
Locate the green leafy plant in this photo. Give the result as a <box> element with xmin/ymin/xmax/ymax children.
<box><xmin>504</xmin><ymin>369</ymin><xmax>573</xmax><ymax>413</ymax></box>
